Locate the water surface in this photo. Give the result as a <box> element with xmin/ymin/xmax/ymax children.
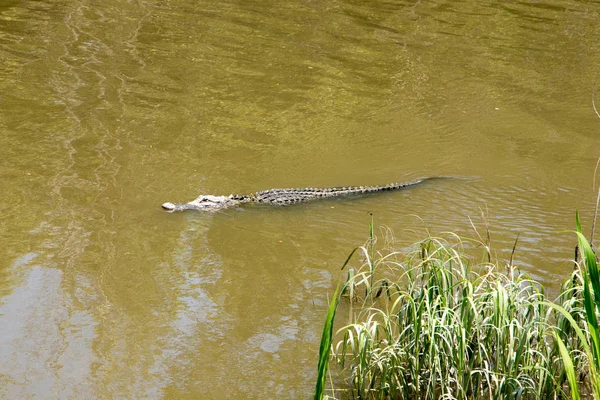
<box><xmin>1</xmin><ymin>0</ymin><xmax>600</xmax><ymax>398</ymax></box>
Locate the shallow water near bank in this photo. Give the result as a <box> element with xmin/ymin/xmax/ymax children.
<box><xmin>1</xmin><ymin>0</ymin><xmax>600</xmax><ymax>398</ymax></box>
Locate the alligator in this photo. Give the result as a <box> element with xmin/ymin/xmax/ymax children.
<box><xmin>162</xmin><ymin>177</ymin><xmax>435</xmax><ymax>212</ymax></box>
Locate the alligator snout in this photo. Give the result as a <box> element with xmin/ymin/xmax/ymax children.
<box><xmin>162</xmin><ymin>202</ymin><xmax>176</xmax><ymax>211</ymax></box>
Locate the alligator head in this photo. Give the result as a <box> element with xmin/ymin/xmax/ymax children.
<box><xmin>162</xmin><ymin>195</ymin><xmax>242</xmax><ymax>212</ymax></box>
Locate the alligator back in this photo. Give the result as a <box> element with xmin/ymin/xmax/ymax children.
<box><xmin>252</xmin><ymin>178</ymin><xmax>428</xmax><ymax>205</ymax></box>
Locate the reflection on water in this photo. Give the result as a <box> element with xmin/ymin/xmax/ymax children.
<box><xmin>0</xmin><ymin>263</ymin><xmax>96</xmax><ymax>399</ymax></box>
<box><xmin>1</xmin><ymin>0</ymin><xmax>600</xmax><ymax>397</ymax></box>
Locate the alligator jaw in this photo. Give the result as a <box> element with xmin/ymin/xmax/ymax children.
<box><xmin>162</xmin><ymin>195</ymin><xmax>241</xmax><ymax>212</ymax></box>
<box><xmin>162</xmin><ymin>201</ymin><xmax>210</xmax><ymax>212</ymax></box>
<box><xmin>162</xmin><ymin>202</ymin><xmax>179</xmax><ymax>212</ymax></box>
<box><xmin>161</xmin><ymin>201</ymin><xmax>204</xmax><ymax>212</ymax></box>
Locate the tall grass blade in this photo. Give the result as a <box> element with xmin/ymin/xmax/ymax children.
<box><xmin>314</xmin><ymin>283</ymin><xmax>341</xmax><ymax>400</ymax></box>
<box><xmin>554</xmin><ymin>332</ymin><xmax>580</xmax><ymax>400</ymax></box>
<box><xmin>341</xmin><ymin>247</ymin><xmax>358</xmax><ymax>271</ymax></box>
<box><xmin>575</xmin><ymin>231</ymin><xmax>600</xmax><ymax>306</ymax></box>
<box><xmin>574</xmin><ymin>225</ymin><xmax>600</xmax><ymax>393</ymax></box>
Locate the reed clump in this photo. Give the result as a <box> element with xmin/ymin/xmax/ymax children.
<box><xmin>316</xmin><ymin>223</ymin><xmax>596</xmax><ymax>400</ymax></box>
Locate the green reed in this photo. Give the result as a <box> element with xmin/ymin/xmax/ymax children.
<box><xmin>547</xmin><ymin>212</ymin><xmax>600</xmax><ymax>399</ymax></box>
<box><xmin>317</xmin><ymin>225</ymin><xmax>600</xmax><ymax>399</ymax></box>
<box><xmin>315</xmin><ymin>283</ymin><xmax>341</xmax><ymax>400</ymax></box>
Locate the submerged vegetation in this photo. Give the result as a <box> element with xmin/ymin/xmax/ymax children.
<box><xmin>315</xmin><ymin>216</ymin><xmax>600</xmax><ymax>399</ymax></box>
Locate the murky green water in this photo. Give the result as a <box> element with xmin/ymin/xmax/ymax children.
<box><xmin>1</xmin><ymin>0</ymin><xmax>600</xmax><ymax>398</ymax></box>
